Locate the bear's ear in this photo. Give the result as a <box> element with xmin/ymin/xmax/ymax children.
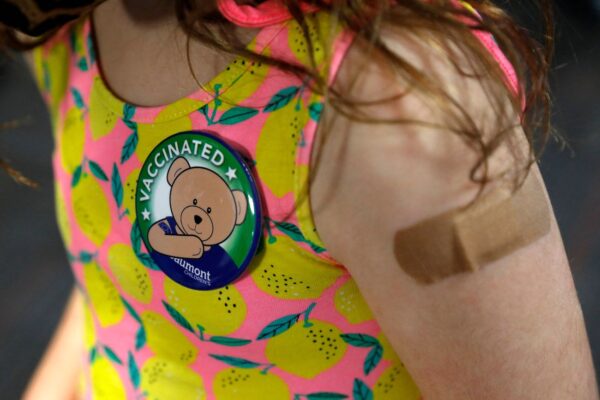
<box><xmin>232</xmin><ymin>190</ymin><xmax>248</xmax><ymax>225</ymax></box>
<box><xmin>167</xmin><ymin>157</ymin><xmax>190</xmax><ymax>186</ymax></box>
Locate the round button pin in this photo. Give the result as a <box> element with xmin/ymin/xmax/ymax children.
<box><xmin>135</xmin><ymin>131</ymin><xmax>262</xmax><ymax>290</ymax></box>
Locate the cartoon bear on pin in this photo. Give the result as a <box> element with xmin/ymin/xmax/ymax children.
<box><xmin>148</xmin><ymin>156</ymin><xmax>247</xmax><ymax>264</ymax></box>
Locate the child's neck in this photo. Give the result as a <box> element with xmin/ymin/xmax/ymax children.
<box><xmin>92</xmin><ymin>0</ymin><xmax>260</xmax><ymax>107</ymax></box>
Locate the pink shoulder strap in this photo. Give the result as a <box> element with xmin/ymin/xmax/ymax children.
<box><xmin>217</xmin><ymin>0</ymin><xmax>519</xmax><ymax>98</ymax></box>
<box><xmin>217</xmin><ymin>0</ymin><xmax>318</xmax><ymax>27</ymax></box>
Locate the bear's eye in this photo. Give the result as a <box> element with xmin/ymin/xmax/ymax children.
<box><xmin>207</xmin><ymin>207</ymin><xmax>212</xmax><ymax>214</ymax></box>
<box><xmin>193</xmin><ymin>199</ymin><xmax>198</xmax><ymax>206</ymax></box>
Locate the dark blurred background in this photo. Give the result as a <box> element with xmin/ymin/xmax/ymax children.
<box><xmin>0</xmin><ymin>1</ymin><xmax>599</xmax><ymax>399</ymax></box>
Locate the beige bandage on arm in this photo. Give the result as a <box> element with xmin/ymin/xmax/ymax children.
<box><xmin>394</xmin><ymin>171</ymin><xmax>551</xmax><ymax>284</ymax></box>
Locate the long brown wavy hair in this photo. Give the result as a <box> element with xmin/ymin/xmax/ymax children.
<box><xmin>0</xmin><ymin>0</ymin><xmax>558</xmax><ymax>201</ymax></box>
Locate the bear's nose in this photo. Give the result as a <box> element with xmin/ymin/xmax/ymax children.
<box><xmin>194</xmin><ymin>215</ymin><xmax>202</xmax><ymax>225</ymax></box>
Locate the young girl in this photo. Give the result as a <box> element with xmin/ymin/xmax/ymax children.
<box><xmin>2</xmin><ymin>0</ymin><xmax>596</xmax><ymax>398</ymax></box>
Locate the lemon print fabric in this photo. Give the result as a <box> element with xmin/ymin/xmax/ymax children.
<box><xmin>257</xmin><ymin>302</ymin><xmax>347</xmax><ymax>379</ymax></box>
<box><xmin>373</xmin><ymin>362</ymin><xmax>421</xmax><ymax>399</ymax></box>
<box><xmin>334</xmin><ymin>278</ymin><xmax>374</xmax><ymax>324</ymax></box>
<box><xmin>122</xmin><ymin>168</ymin><xmax>140</xmax><ymax>223</ymax></box>
<box><xmin>255</xmin><ymin>96</ymin><xmax>308</xmax><ymax>197</ymax></box>
<box><xmin>32</xmin><ymin>41</ymin><xmax>69</xmax><ymax>121</ymax></box>
<box><xmin>41</xmin><ymin>7</ymin><xmax>424</xmax><ymax>399</ymax></box>
<box><xmin>59</xmin><ymin>107</ymin><xmax>85</xmax><ymax>174</ymax></box>
<box><xmin>250</xmin><ymin>235</ymin><xmax>343</xmax><ymax>299</ymax></box>
<box><xmin>288</xmin><ymin>11</ymin><xmax>338</xmax><ymax>69</ymax></box>
<box><xmin>141</xmin><ymin>311</ymin><xmax>198</xmax><ymax>365</ymax></box>
<box><xmin>164</xmin><ymin>279</ymin><xmax>246</xmax><ymax>336</ymax></box>
<box><xmin>135</xmin><ymin>100</ymin><xmax>195</xmax><ymax>162</ymax></box>
<box><xmin>89</xmin><ymin>77</ymin><xmax>121</xmax><ymax>140</ymax></box>
<box><xmin>213</xmin><ymin>368</ymin><xmax>289</xmax><ymax>399</ymax></box>
<box><xmin>72</xmin><ymin>173</ymin><xmax>112</xmax><ymax>247</ymax></box>
<box><xmin>90</xmin><ymin>355</ymin><xmax>126</xmax><ymax>400</ymax></box>
<box><xmin>141</xmin><ymin>357</ymin><xmax>205</xmax><ymax>399</ymax></box>
<box><xmin>54</xmin><ymin>181</ymin><xmax>71</xmax><ymax>247</ymax></box>
<box><xmin>107</xmin><ymin>244</ymin><xmax>153</xmax><ymax>303</ymax></box>
<box><xmin>83</xmin><ymin>262</ymin><xmax>124</xmax><ymax>327</ymax></box>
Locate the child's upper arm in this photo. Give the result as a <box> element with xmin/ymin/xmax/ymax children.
<box><xmin>310</xmin><ymin>27</ymin><xmax>598</xmax><ymax>399</ymax></box>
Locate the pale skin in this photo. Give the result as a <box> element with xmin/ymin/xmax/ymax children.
<box><xmin>23</xmin><ymin>0</ymin><xmax>599</xmax><ymax>399</ymax></box>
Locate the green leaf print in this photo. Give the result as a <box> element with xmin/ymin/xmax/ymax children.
<box><xmin>78</xmin><ymin>251</ymin><xmax>95</xmax><ymax>263</ymax></box>
<box><xmin>121</xmin><ymin>296</ymin><xmax>141</xmax><ymax>323</ymax></box>
<box><xmin>306</xmin><ymin>393</ymin><xmax>349</xmax><ymax>399</ymax></box>
<box><xmin>308</xmin><ymin>241</ymin><xmax>327</xmax><ymax>254</ymax></box>
<box><xmin>89</xmin><ymin>347</ymin><xmax>97</xmax><ymax>363</ymax></box>
<box><xmin>103</xmin><ymin>345</ymin><xmax>123</xmax><ymax>365</ymax></box>
<box><xmin>256</xmin><ymin>312</ymin><xmax>301</xmax><ymax>340</ymax></box>
<box><xmin>162</xmin><ymin>300</ymin><xmax>195</xmax><ymax>333</ymax></box>
<box><xmin>77</xmin><ymin>57</ymin><xmax>88</xmax><ymax>72</ymax></box>
<box><xmin>128</xmin><ymin>351</ymin><xmax>141</xmax><ymax>389</ymax></box>
<box><xmin>340</xmin><ymin>334</ymin><xmax>380</xmax><ymax>348</ymax></box>
<box><xmin>124</xmin><ymin>119</ymin><xmax>137</xmax><ymax>130</ymax></box>
<box><xmin>209</xmin><ymin>336</ymin><xmax>252</xmax><ymax>347</ymax></box>
<box><xmin>120</xmin><ymin>131</ymin><xmax>139</xmax><ymax>164</ymax></box>
<box><xmin>123</xmin><ymin>103</ymin><xmax>136</xmax><ymax>121</ymax></box>
<box><xmin>71</xmin><ymin>164</ymin><xmax>83</xmax><ymax>187</ymax></box>
<box><xmin>272</xmin><ymin>220</ymin><xmax>306</xmax><ymax>242</ymax></box>
<box><xmin>42</xmin><ymin>62</ymin><xmax>50</xmax><ymax>92</ymax></box>
<box><xmin>87</xmin><ymin>34</ymin><xmax>96</xmax><ymax>65</ymax></box>
<box><xmin>308</xmin><ymin>102</ymin><xmax>323</xmax><ymax>122</ymax></box>
<box><xmin>198</xmin><ymin>104</ymin><xmax>210</xmax><ymax>119</ymax></box>
<box><xmin>71</xmin><ymin>87</ymin><xmax>85</xmax><ymax>109</ymax></box>
<box><xmin>208</xmin><ymin>354</ymin><xmax>262</xmax><ymax>369</ymax></box>
<box><xmin>264</xmin><ymin>86</ymin><xmax>300</xmax><ymax>112</ymax></box>
<box><xmin>130</xmin><ymin>220</ymin><xmax>142</xmax><ymax>253</ymax></box>
<box><xmin>352</xmin><ymin>379</ymin><xmax>373</xmax><ymax>400</ymax></box>
<box><xmin>69</xmin><ymin>30</ymin><xmax>80</xmax><ymax>53</ymax></box>
<box><xmin>111</xmin><ymin>163</ymin><xmax>123</xmax><ymax>208</ymax></box>
<box><xmin>218</xmin><ymin>107</ymin><xmax>259</xmax><ymax>125</ymax></box>
<box><xmin>88</xmin><ymin>160</ymin><xmax>108</xmax><ymax>181</ymax></box>
<box><xmin>135</xmin><ymin>326</ymin><xmax>146</xmax><ymax>351</ymax></box>
<box><xmin>137</xmin><ymin>253</ymin><xmax>160</xmax><ymax>270</ymax></box>
<box><xmin>363</xmin><ymin>344</ymin><xmax>383</xmax><ymax>375</ymax></box>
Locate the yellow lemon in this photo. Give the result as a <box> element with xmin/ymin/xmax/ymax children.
<box><xmin>250</xmin><ymin>235</ymin><xmax>342</xmax><ymax>299</ymax></box>
<box><xmin>213</xmin><ymin>368</ymin><xmax>289</xmax><ymax>399</ymax></box>
<box><xmin>59</xmin><ymin>107</ymin><xmax>85</xmax><ymax>174</ymax></box>
<box><xmin>163</xmin><ymin>279</ymin><xmax>246</xmax><ymax>336</ymax></box>
<box><xmin>294</xmin><ymin>164</ymin><xmax>327</xmax><ymax>248</ymax></box>
<box><xmin>214</xmin><ymin>45</ymin><xmax>270</xmax><ymax>109</ymax></box>
<box><xmin>334</xmin><ymin>278</ymin><xmax>374</xmax><ymax>324</ymax></box>
<box><xmin>255</xmin><ymin>100</ymin><xmax>307</xmax><ymax>197</ymax></box>
<box><xmin>72</xmin><ymin>174</ymin><xmax>111</xmax><ymax>247</ymax></box>
<box><xmin>89</xmin><ymin>76</ymin><xmax>122</xmax><ymax>140</ymax></box>
<box><xmin>140</xmin><ymin>311</ymin><xmax>198</xmax><ymax>365</ymax></box>
<box><xmin>141</xmin><ymin>357</ymin><xmax>205</xmax><ymax>400</ymax></box>
<box><xmin>54</xmin><ymin>182</ymin><xmax>71</xmax><ymax>247</ymax></box>
<box><xmin>265</xmin><ymin>319</ymin><xmax>347</xmax><ymax>379</ymax></box>
<box><xmin>83</xmin><ymin>300</ymin><xmax>96</xmax><ymax>349</ymax></box>
<box><xmin>122</xmin><ymin>168</ymin><xmax>139</xmax><ymax>223</ymax></box>
<box><xmin>45</xmin><ymin>42</ymin><xmax>69</xmax><ymax>117</ymax></box>
<box><xmin>288</xmin><ymin>12</ymin><xmax>337</xmax><ymax>69</ymax></box>
<box><xmin>135</xmin><ymin>102</ymin><xmax>194</xmax><ymax>162</ymax></box>
<box><xmin>377</xmin><ymin>331</ymin><xmax>401</xmax><ymax>363</ymax></box>
<box><xmin>90</xmin><ymin>356</ymin><xmax>126</xmax><ymax>400</ymax></box>
<box><xmin>153</xmin><ymin>98</ymin><xmax>203</xmax><ymax>124</ymax></box>
<box><xmin>107</xmin><ymin>243</ymin><xmax>153</xmax><ymax>304</ymax></box>
<box><xmin>373</xmin><ymin>362</ymin><xmax>421</xmax><ymax>400</ymax></box>
<box><xmin>32</xmin><ymin>47</ymin><xmax>45</xmax><ymax>93</ymax></box>
<box><xmin>83</xmin><ymin>262</ymin><xmax>125</xmax><ymax>328</ymax></box>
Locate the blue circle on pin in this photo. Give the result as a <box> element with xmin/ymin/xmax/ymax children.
<box><xmin>135</xmin><ymin>131</ymin><xmax>262</xmax><ymax>290</ymax></box>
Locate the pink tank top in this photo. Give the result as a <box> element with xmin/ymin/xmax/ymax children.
<box><xmin>31</xmin><ymin>1</ymin><xmax>516</xmax><ymax>398</ymax></box>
